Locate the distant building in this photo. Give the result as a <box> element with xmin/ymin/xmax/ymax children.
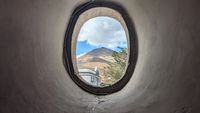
<box><xmin>78</xmin><ymin>68</ymin><xmax>100</xmax><ymax>87</ymax></box>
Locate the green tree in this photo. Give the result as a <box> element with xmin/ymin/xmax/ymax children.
<box><xmin>107</xmin><ymin>47</ymin><xmax>128</xmax><ymax>83</ymax></box>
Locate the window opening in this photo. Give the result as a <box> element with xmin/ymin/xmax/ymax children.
<box><xmin>64</xmin><ymin>1</ymin><xmax>137</xmax><ymax>95</ymax></box>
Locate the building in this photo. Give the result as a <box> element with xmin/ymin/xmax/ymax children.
<box><xmin>78</xmin><ymin>68</ymin><xmax>100</xmax><ymax>87</ymax></box>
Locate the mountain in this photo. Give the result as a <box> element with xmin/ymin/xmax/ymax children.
<box><xmin>85</xmin><ymin>47</ymin><xmax>114</xmax><ymax>57</ymax></box>
<box><xmin>77</xmin><ymin>47</ymin><xmax>115</xmax><ymax>63</ymax></box>
<box><xmin>77</xmin><ymin>47</ymin><xmax>116</xmax><ymax>85</ymax></box>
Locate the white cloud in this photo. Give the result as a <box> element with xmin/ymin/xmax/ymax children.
<box><xmin>77</xmin><ymin>16</ymin><xmax>127</xmax><ymax>50</ymax></box>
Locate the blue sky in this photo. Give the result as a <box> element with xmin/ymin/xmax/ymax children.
<box><xmin>76</xmin><ymin>16</ymin><xmax>127</xmax><ymax>57</ymax></box>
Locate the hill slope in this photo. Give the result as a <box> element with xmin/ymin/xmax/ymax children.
<box><xmin>77</xmin><ymin>47</ymin><xmax>116</xmax><ymax>85</ymax></box>
<box><xmin>77</xmin><ymin>47</ymin><xmax>115</xmax><ymax>63</ymax></box>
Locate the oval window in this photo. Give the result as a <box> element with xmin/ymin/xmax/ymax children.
<box><xmin>64</xmin><ymin>1</ymin><xmax>137</xmax><ymax>95</ymax></box>
<box><xmin>76</xmin><ymin>16</ymin><xmax>128</xmax><ymax>87</ymax></box>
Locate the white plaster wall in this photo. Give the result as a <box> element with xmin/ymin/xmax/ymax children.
<box><xmin>0</xmin><ymin>0</ymin><xmax>200</xmax><ymax>113</ymax></box>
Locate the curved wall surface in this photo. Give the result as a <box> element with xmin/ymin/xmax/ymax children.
<box><xmin>0</xmin><ymin>0</ymin><xmax>200</xmax><ymax>113</ymax></box>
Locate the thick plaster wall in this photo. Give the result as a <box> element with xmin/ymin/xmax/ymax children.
<box><xmin>0</xmin><ymin>0</ymin><xmax>200</xmax><ymax>113</ymax></box>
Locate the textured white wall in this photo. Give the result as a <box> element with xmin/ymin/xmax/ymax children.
<box><xmin>0</xmin><ymin>0</ymin><xmax>200</xmax><ymax>113</ymax></box>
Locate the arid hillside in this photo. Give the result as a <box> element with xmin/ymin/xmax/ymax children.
<box><xmin>77</xmin><ymin>47</ymin><xmax>115</xmax><ymax>85</ymax></box>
